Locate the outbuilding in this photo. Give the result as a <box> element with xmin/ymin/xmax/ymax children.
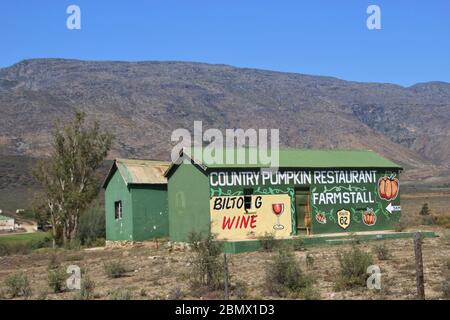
<box><xmin>165</xmin><ymin>148</ymin><xmax>402</xmax><ymax>243</ymax></box>
<box><xmin>0</xmin><ymin>215</ymin><xmax>15</xmax><ymax>232</ymax></box>
<box><xmin>103</xmin><ymin>159</ymin><xmax>170</xmax><ymax>241</ymax></box>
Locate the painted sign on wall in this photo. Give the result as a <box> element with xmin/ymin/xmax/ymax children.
<box><xmin>210</xmin><ymin>194</ymin><xmax>292</xmax><ymax>240</ymax></box>
<box><xmin>209</xmin><ymin>168</ymin><xmax>401</xmax><ymax>237</ymax></box>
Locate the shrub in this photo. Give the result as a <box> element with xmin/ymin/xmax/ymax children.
<box><xmin>232</xmin><ymin>280</ymin><xmax>249</xmax><ymax>299</ymax></box>
<box><xmin>394</xmin><ymin>214</ymin><xmax>415</xmax><ymax>231</ymax></box>
<box><xmin>77</xmin><ymin>274</ymin><xmax>95</xmax><ymax>300</ymax></box>
<box><xmin>64</xmin><ymin>239</ymin><xmax>82</xmax><ymax>251</ymax></box>
<box><xmin>104</xmin><ymin>260</ymin><xmax>127</xmax><ymax>278</ymax></box>
<box><xmin>167</xmin><ymin>287</ymin><xmax>184</xmax><ymax>300</ymax></box>
<box><xmin>259</xmin><ymin>232</ymin><xmax>277</xmax><ymax>252</ymax></box>
<box><xmin>3</xmin><ymin>272</ymin><xmax>32</xmax><ymax>298</ymax></box>
<box><xmin>0</xmin><ymin>242</ymin><xmax>31</xmax><ymax>256</ymax></box>
<box><xmin>305</xmin><ymin>253</ymin><xmax>314</xmax><ymax>269</ymax></box>
<box><xmin>372</xmin><ymin>243</ymin><xmax>391</xmax><ymax>260</ymax></box>
<box><xmin>419</xmin><ymin>203</ymin><xmax>430</xmax><ymax>216</ymax></box>
<box><xmin>77</xmin><ymin>201</ymin><xmax>106</xmax><ymax>246</ymax></box>
<box><xmin>435</xmin><ymin>216</ymin><xmax>450</xmax><ymax>229</ymax></box>
<box><xmin>109</xmin><ymin>289</ymin><xmax>132</xmax><ymax>300</ymax></box>
<box><xmin>48</xmin><ymin>267</ymin><xmax>66</xmax><ymax>293</ymax></box>
<box><xmin>265</xmin><ymin>248</ymin><xmax>314</xmax><ymax>297</ymax></box>
<box><xmin>422</xmin><ymin>215</ymin><xmax>436</xmax><ymax>225</ymax></box>
<box><xmin>140</xmin><ymin>289</ymin><xmax>147</xmax><ymax>297</ymax></box>
<box><xmin>188</xmin><ymin>232</ymin><xmax>224</xmax><ymax>291</ymax></box>
<box><xmin>291</xmin><ymin>238</ymin><xmax>305</xmax><ymax>251</ymax></box>
<box><xmin>48</xmin><ymin>252</ymin><xmax>60</xmax><ymax>270</ymax></box>
<box><xmin>335</xmin><ymin>246</ymin><xmax>373</xmax><ymax>290</ymax></box>
<box><xmin>64</xmin><ymin>254</ymin><xmax>84</xmax><ymax>262</ymax></box>
<box><xmin>443</xmin><ymin>274</ymin><xmax>450</xmax><ymax>299</ymax></box>
<box><xmin>29</xmin><ymin>235</ymin><xmax>53</xmax><ymax>250</ymax></box>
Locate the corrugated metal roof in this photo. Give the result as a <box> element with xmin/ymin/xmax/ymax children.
<box><xmin>103</xmin><ymin>159</ymin><xmax>170</xmax><ymax>187</ymax></box>
<box><xmin>165</xmin><ymin>147</ymin><xmax>402</xmax><ymax>175</ymax></box>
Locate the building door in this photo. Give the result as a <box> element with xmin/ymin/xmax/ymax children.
<box><xmin>295</xmin><ymin>190</ymin><xmax>311</xmax><ymax>235</ymax></box>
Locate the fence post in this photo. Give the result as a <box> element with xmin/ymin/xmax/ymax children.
<box><xmin>413</xmin><ymin>232</ymin><xmax>425</xmax><ymax>300</ymax></box>
<box><xmin>224</xmin><ymin>253</ymin><xmax>229</xmax><ymax>300</ymax></box>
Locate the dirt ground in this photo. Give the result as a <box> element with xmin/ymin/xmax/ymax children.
<box><xmin>0</xmin><ymin>191</ymin><xmax>449</xmax><ymax>300</ymax></box>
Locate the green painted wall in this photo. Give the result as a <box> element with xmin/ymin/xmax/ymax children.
<box><xmin>208</xmin><ymin>168</ymin><xmax>401</xmax><ymax>235</ymax></box>
<box><xmin>105</xmin><ymin>170</ymin><xmax>169</xmax><ymax>241</ymax></box>
<box><xmin>105</xmin><ymin>170</ymin><xmax>134</xmax><ymax>241</ymax></box>
<box><xmin>131</xmin><ymin>184</ymin><xmax>168</xmax><ymax>240</ymax></box>
<box><xmin>168</xmin><ymin>163</ymin><xmax>211</xmax><ymax>242</ymax></box>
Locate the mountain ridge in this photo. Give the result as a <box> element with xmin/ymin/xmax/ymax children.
<box><xmin>1</xmin><ymin>58</ymin><xmax>450</xmax><ymax>185</ymax></box>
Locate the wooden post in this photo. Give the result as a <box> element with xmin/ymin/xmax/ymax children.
<box><xmin>223</xmin><ymin>253</ymin><xmax>229</xmax><ymax>300</ymax></box>
<box><xmin>413</xmin><ymin>232</ymin><xmax>425</xmax><ymax>300</ymax></box>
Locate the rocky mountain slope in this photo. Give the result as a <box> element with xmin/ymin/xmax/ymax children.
<box><xmin>0</xmin><ymin>59</ymin><xmax>450</xmax><ymax>185</ymax></box>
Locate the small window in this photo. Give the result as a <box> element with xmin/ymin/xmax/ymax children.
<box><xmin>244</xmin><ymin>189</ymin><xmax>253</xmax><ymax>211</ymax></box>
<box><xmin>114</xmin><ymin>201</ymin><xmax>123</xmax><ymax>220</ymax></box>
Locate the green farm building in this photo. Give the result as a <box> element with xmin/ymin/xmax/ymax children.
<box><xmin>165</xmin><ymin>148</ymin><xmax>403</xmax><ymax>243</ymax></box>
<box><xmin>103</xmin><ymin>159</ymin><xmax>170</xmax><ymax>241</ymax></box>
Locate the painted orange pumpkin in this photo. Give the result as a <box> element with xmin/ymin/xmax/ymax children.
<box><xmin>378</xmin><ymin>174</ymin><xmax>399</xmax><ymax>200</ymax></box>
<box><xmin>315</xmin><ymin>212</ymin><xmax>327</xmax><ymax>224</ymax></box>
<box><xmin>362</xmin><ymin>210</ymin><xmax>376</xmax><ymax>226</ymax></box>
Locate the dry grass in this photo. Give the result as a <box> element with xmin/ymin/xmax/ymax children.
<box><xmin>0</xmin><ymin>191</ymin><xmax>448</xmax><ymax>300</ymax></box>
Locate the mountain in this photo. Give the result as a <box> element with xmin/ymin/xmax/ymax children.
<box><xmin>1</xmin><ymin>59</ymin><xmax>450</xmax><ymax>186</ymax></box>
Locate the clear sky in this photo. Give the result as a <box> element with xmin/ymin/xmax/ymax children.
<box><xmin>0</xmin><ymin>0</ymin><xmax>449</xmax><ymax>86</ymax></box>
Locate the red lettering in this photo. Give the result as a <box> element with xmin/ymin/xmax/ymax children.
<box><xmin>221</xmin><ymin>214</ymin><xmax>258</xmax><ymax>230</ymax></box>
<box><xmin>239</xmin><ymin>215</ymin><xmax>250</xmax><ymax>229</ymax></box>
<box><xmin>222</xmin><ymin>216</ymin><xmax>236</xmax><ymax>229</ymax></box>
<box><xmin>250</xmin><ymin>215</ymin><xmax>257</xmax><ymax>228</ymax></box>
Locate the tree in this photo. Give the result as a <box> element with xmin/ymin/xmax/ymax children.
<box><xmin>33</xmin><ymin>112</ymin><xmax>113</xmax><ymax>244</ymax></box>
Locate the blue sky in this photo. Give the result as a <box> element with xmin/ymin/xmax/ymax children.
<box><xmin>0</xmin><ymin>0</ymin><xmax>449</xmax><ymax>86</ymax></box>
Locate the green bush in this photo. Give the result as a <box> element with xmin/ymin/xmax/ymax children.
<box><xmin>372</xmin><ymin>243</ymin><xmax>391</xmax><ymax>260</ymax></box>
<box><xmin>109</xmin><ymin>289</ymin><xmax>132</xmax><ymax>300</ymax></box>
<box><xmin>167</xmin><ymin>287</ymin><xmax>184</xmax><ymax>300</ymax></box>
<box><xmin>48</xmin><ymin>252</ymin><xmax>60</xmax><ymax>269</ymax></box>
<box><xmin>3</xmin><ymin>272</ymin><xmax>32</xmax><ymax>298</ymax></box>
<box><xmin>436</xmin><ymin>216</ymin><xmax>450</xmax><ymax>229</ymax></box>
<box><xmin>232</xmin><ymin>280</ymin><xmax>249</xmax><ymax>299</ymax></box>
<box><xmin>64</xmin><ymin>239</ymin><xmax>82</xmax><ymax>251</ymax></box>
<box><xmin>76</xmin><ymin>274</ymin><xmax>95</xmax><ymax>300</ymax></box>
<box><xmin>104</xmin><ymin>260</ymin><xmax>127</xmax><ymax>278</ymax></box>
<box><xmin>443</xmin><ymin>274</ymin><xmax>450</xmax><ymax>299</ymax></box>
<box><xmin>419</xmin><ymin>203</ymin><xmax>430</xmax><ymax>216</ymax></box>
<box><xmin>77</xmin><ymin>201</ymin><xmax>106</xmax><ymax>246</ymax></box>
<box><xmin>0</xmin><ymin>242</ymin><xmax>31</xmax><ymax>256</ymax></box>
<box><xmin>422</xmin><ymin>215</ymin><xmax>436</xmax><ymax>225</ymax></box>
<box><xmin>305</xmin><ymin>253</ymin><xmax>315</xmax><ymax>269</ymax></box>
<box><xmin>335</xmin><ymin>246</ymin><xmax>374</xmax><ymax>290</ymax></box>
<box><xmin>291</xmin><ymin>238</ymin><xmax>305</xmax><ymax>251</ymax></box>
<box><xmin>265</xmin><ymin>248</ymin><xmax>314</xmax><ymax>297</ymax></box>
<box><xmin>259</xmin><ymin>232</ymin><xmax>278</xmax><ymax>252</ymax></box>
<box><xmin>48</xmin><ymin>267</ymin><xmax>66</xmax><ymax>293</ymax></box>
<box><xmin>188</xmin><ymin>232</ymin><xmax>224</xmax><ymax>291</ymax></box>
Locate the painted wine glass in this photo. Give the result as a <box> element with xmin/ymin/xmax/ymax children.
<box><xmin>272</xmin><ymin>203</ymin><xmax>285</xmax><ymax>230</ymax></box>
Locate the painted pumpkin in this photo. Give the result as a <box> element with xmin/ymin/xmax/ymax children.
<box><xmin>315</xmin><ymin>212</ymin><xmax>327</xmax><ymax>224</ymax></box>
<box><xmin>362</xmin><ymin>210</ymin><xmax>376</xmax><ymax>226</ymax></box>
<box><xmin>378</xmin><ymin>174</ymin><xmax>399</xmax><ymax>200</ymax></box>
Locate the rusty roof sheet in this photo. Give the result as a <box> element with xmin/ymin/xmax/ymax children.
<box><xmin>104</xmin><ymin>159</ymin><xmax>170</xmax><ymax>187</ymax></box>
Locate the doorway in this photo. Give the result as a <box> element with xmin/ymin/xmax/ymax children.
<box><xmin>295</xmin><ymin>189</ymin><xmax>312</xmax><ymax>235</ymax></box>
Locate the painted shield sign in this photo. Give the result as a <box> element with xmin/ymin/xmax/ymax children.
<box><xmin>337</xmin><ymin>209</ymin><xmax>351</xmax><ymax>230</ymax></box>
